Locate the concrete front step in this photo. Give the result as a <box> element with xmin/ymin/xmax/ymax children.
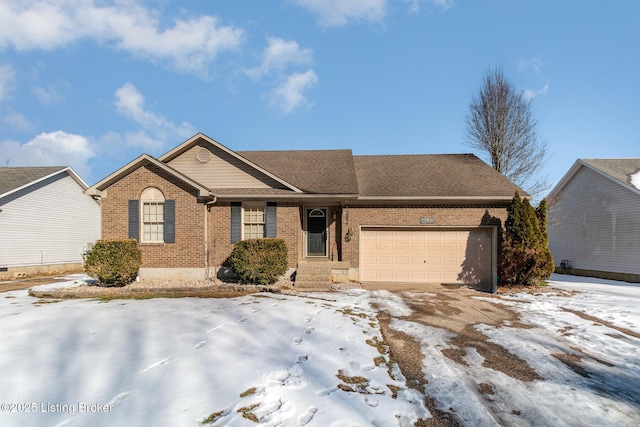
<box><xmin>295</xmin><ymin>283</ymin><xmax>333</xmax><ymax>290</ymax></box>
<box><xmin>295</xmin><ymin>261</ymin><xmax>335</xmax><ymax>289</ymax></box>
<box><xmin>295</xmin><ymin>261</ymin><xmax>353</xmax><ymax>290</ymax></box>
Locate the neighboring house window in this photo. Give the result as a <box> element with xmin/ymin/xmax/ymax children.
<box><xmin>142</xmin><ymin>188</ymin><xmax>165</xmax><ymax>242</ymax></box>
<box><xmin>231</xmin><ymin>202</ymin><xmax>277</xmax><ymax>243</ymax></box>
<box><xmin>243</xmin><ymin>203</ymin><xmax>265</xmax><ymax>239</ymax></box>
<box><xmin>128</xmin><ymin>188</ymin><xmax>175</xmax><ymax>244</ymax></box>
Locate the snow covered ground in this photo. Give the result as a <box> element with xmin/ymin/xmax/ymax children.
<box><xmin>0</xmin><ymin>274</ymin><xmax>639</xmax><ymax>426</ymax></box>
<box><xmin>390</xmin><ymin>275</ymin><xmax>640</xmax><ymax>426</ymax></box>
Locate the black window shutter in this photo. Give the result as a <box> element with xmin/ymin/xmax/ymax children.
<box><xmin>128</xmin><ymin>200</ymin><xmax>139</xmax><ymax>241</ymax></box>
<box><xmin>230</xmin><ymin>202</ymin><xmax>242</xmax><ymax>244</ymax></box>
<box><xmin>265</xmin><ymin>202</ymin><xmax>277</xmax><ymax>238</ymax></box>
<box><xmin>164</xmin><ymin>200</ymin><xmax>175</xmax><ymax>243</ymax></box>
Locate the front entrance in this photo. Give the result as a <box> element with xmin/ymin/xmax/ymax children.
<box><xmin>306</xmin><ymin>208</ymin><xmax>327</xmax><ymax>257</ymax></box>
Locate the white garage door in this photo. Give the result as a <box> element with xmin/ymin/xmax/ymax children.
<box><xmin>360</xmin><ymin>228</ymin><xmax>493</xmax><ymax>285</ymax></box>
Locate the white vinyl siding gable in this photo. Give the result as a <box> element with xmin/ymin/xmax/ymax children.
<box><xmin>0</xmin><ymin>173</ymin><xmax>100</xmax><ymax>268</ymax></box>
<box><xmin>548</xmin><ymin>166</ymin><xmax>640</xmax><ymax>276</ymax></box>
<box><xmin>167</xmin><ymin>144</ymin><xmax>287</xmax><ymax>189</ymax></box>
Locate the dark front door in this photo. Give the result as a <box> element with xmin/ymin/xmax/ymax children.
<box><xmin>307</xmin><ymin>208</ymin><xmax>327</xmax><ymax>256</ymax></box>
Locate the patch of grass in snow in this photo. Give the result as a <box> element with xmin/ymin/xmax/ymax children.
<box><xmin>338</xmin><ymin>308</ymin><xmax>369</xmax><ymax>321</ymax></box>
<box><xmin>373</xmin><ymin>355</ymin><xmax>386</xmax><ymax>366</ymax></box>
<box><xmin>336</xmin><ymin>369</ymin><xmax>371</xmax><ymax>393</ymax></box>
<box><xmin>240</xmin><ymin>387</ymin><xmax>257</xmax><ymax>397</ymax></box>
<box><xmin>92</xmin><ymin>291</ymin><xmax>248</xmax><ymax>301</ymax></box>
<box><xmin>201</xmin><ymin>410</ymin><xmax>225</xmax><ymax>424</ymax></box>
<box><xmin>238</xmin><ymin>403</ymin><xmax>260</xmax><ymax>422</ymax></box>
<box><xmin>366</xmin><ymin>336</ymin><xmax>387</xmax><ymax>355</ymax></box>
<box><xmin>387</xmin><ymin>384</ymin><xmax>402</xmax><ymax>399</ymax></box>
<box><xmin>33</xmin><ymin>299</ymin><xmax>62</xmax><ymax>305</ymax></box>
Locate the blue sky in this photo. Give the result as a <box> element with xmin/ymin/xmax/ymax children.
<box><xmin>1</xmin><ymin>0</ymin><xmax>638</xmax><ymax>194</ymax></box>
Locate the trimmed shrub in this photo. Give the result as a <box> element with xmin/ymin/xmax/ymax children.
<box><xmin>83</xmin><ymin>239</ymin><xmax>142</xmax><ymax>287</ymax></box>
<box><xmin>229</xmin><ymin>238</ymin><xmax>288</xmax><ymax>285</ymax></box>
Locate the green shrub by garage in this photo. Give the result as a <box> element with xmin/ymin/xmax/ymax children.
<box><xmin>229</xmin><ymin>238</ymin><xmax>288</xmax><ymax>286</ymax></box>
<box><xmin>83</xmin><ymin>239</ymin><xmax>142</xmax><ymax>287</ymax></box>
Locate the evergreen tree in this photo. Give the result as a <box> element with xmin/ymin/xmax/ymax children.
<box><xmin>499</xmin><ymin>193</ymin><xmax>554</xmax><ymax>286</ymax></box>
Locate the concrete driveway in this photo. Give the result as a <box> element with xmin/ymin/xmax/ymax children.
<box><xmin>0</xmin><ymin>276</ymin><xmax>70</xmax><ymax>293</ymax></box>
<box><xmin>368</xmin><ymin>283</ymin><xmax>535</xmax><ymax>426</ymax></box>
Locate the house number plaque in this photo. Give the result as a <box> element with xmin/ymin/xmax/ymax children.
<box><xmin>420</xmin><ymin>217</ymin><xmax>435</xmax><ymax>225</ymax></box>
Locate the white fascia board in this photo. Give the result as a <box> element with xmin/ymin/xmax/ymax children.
<box><xmin>0</xmin><ymin>167</ymin><xmax>68</xmax><ymax>200</ymax></box>
<box><xmin>85</xmin><ymin>154</ymin><xmax>213</xmax><ymax>199</ymax></box>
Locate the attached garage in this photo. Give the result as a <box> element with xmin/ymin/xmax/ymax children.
<box><xmin>359</xmin><ymin>227</ymin><xmax>496</xmax><ymax>290</ymax></box>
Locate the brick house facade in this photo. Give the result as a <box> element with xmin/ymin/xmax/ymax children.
<box><xmin>88</xmin><ymin>133</ymin><xmax>524</xmax><ymax>290</ymax></box>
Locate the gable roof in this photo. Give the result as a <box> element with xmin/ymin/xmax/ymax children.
<box><xmin>159</xmin><ymin>133</ymin><xmax>303</xmax><ymax>193</ymax></box>
<box><xmin>353</xmin><ymin>154</ymin><xmax>526</xmax><ymax>200</ymax></box>
<box><xmin>87</xmin><ymin>133</ymin><xmax>527</xmax><ymax>202</ymax></box>
<box><xmin>0</xmin><ymin>167</ymin><xmax>88</xmax><ymax>200</ymax></box>
<box><xmin>549</xmin><ymin>158</ymin><xmax>640</xmax><ymax>199</ymax></box>
<box><xmin>238</xmin><ymin>149</ymin><xmax>359</xmax><ymax>195</ymax></box>
<box><xmin>86</xmin><ymin>154</ymin><xmax>214</xmax><ymax>199</ymax></box>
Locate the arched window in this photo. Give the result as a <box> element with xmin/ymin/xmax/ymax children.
<box><xmin>141</xmin><ymin>187</ymin><xmax>165</xmax><ymax>242</ymax></box>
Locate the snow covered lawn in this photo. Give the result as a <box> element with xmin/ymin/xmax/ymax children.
<box><xmin>0</xmin><ymin>281</ymin><xmax>426</xmax><ymax>426</ymax></box>
<box><xmin>0</xmin><ymin>274</ymin><xmax>639</xmax><ymax>426</ymax></box>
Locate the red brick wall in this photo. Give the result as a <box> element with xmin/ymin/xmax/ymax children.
<box><xmin>276</xmin><ymin>203</ymin><xmax>303</xmax><ymax>267</ymax></box>
<box><xmin>340</xmin><ymin>204</ymin><xmax>508</xmax><ymax>267</ymax></box>
<box><xmin>207</xmin><ymin>202</ymin><xmax>303</xmax><ymax>269</ymax></box>
<box><xmin>101</xmin><ymin>164</ymin><xmax>205</xmax><ymax>268</ymax></box>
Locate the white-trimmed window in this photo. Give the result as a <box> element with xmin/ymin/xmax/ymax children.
<box><xmin>243</xmin><ymin>203</ymin><xmax>265</xmax><ymax>239</ymax></box>
<box><xmin>141</xmin><ymin>187</ymin><xmax>164</xmax><ymax>242</ymax></box>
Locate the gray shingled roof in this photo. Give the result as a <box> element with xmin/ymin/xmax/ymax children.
<box><xmin>238</xmin><ymin>149</ymin><xmax>360</xmax><ymax>195</ymax></box>
<box><xmin>581</xmin><ymin>158</ymin><xmax>640</xmax><ymax>188</ymax></box>
<box><xmin>0</xmin><ymin>167</ymin><xmax>66</xmax><ymax>197</ymax></box>
<box><xmin>353</xmin><ymin>154</ymin><xmax>525</xmax><ymax>198</ymax></box>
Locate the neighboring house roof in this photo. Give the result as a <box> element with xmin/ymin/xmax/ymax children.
<box><xmin>549</xmin><ymin>158</ymin><xmax>640</xmax><ymax>199</ymax></box>
<box><xmin>0</xmin><ymin>166</ymin><xmax>88</xmax><ymax>200</ymax></box>
<box><xmin>239</xmin><ymin>149</ymin><xmax>359</xmax><ymax>195</ymax></box>
<box><xmin>353</xmin><ymin>154</ymin><xmax>525</xmax><ymax>200</ymax></box>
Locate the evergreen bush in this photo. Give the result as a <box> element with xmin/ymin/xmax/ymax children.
<box><xmin>83</xmin><ymin>239</ymin><xmax>142</xmax><ymax>287</ymax></box>
<box><xmin>229</xmin><ymin>238</ymin><xmax>288</xmax><ymax>285</ymax></box>
<box><xmin>499</xmin><ymin>192</ymin><xmax>554</xmax><ymax>286</ymax></box>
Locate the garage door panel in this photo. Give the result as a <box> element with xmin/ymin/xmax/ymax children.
<box><xmin>360</xmin><ymin>228</ymin><xmax>492</xmax><ymax>285</ymax></box>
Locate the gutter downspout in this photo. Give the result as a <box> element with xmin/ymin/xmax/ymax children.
<box><xmin>205</xmin><ymin>196</ymin><xmax>217</xmax><ymax>279</ymax></box>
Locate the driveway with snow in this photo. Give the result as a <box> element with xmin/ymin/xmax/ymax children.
<box><xmin>0</xmin><ymin>274</ymin><xmax>639</xmax><ymax>426</ymax></box>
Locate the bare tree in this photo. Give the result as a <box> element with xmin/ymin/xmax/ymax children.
<box><xmin>464</xmin><ymin>67</ymin><xmax>549</xmax><ymax>198</ymax></box>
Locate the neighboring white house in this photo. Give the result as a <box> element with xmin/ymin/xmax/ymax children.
<box><xmin>0</xmin><ymin>167</ymin><xmax>100</xmax><ymax>280</ymax></box>
<box><xmin>548</xmin><ymin>158</ymin><xmax>640</xmax><ymax>283</ymax></box>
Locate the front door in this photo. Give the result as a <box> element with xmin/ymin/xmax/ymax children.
<box><xmin>306</xmin><ymin>208</ymin><xmax>327</xmax><ymax>257</ymax></box>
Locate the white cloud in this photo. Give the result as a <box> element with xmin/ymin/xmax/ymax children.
<box><xmin>0</xmin><ymin>64</ymin><xmax>15</xmax><ymax>102</ymax></box>
<box><xmin>1</xmin><ymin>112</ymin><xmax>34</xmax><ymax>132</ymax></box>
<box><xmin>32</xmin><ymin>80</ymin><xmax>69</xmax><ymax>104</ymax></box>
<box><xmin>0</xmin><ymin>131</ymin><xmax>95</xmax><ymax>177</ymax></box>
<box><xmin>246</xmin><ymin>37</ymin><xmax>317</xmax><ymax>115</ymax></box>
<box><xmin>523</xmin><ymin>84</ymin><xmax>549</xmax><ymax>101</ymax></box>
<box><xmin>246</xmin><ymin>37</ymin><xmax>313</xmax><ymax>78</ymax></box>
<box><xmin>0</xmin><ymin>1</ymin><xmax>245</xmax><ymax>75</ymax></box>
<box><xmin>403</xmin><ymin>0</ymin><xmax>453</xmax><ymax>13</ymax></box>
<box><xmin>292</xmin><ymin>0</ymin><xmax>387</xmax><ymax>27</ymax></box>
<box><xmin>518</xmin><ymin>57</ymin><xmax>544</xmax><ymax>72</ymax></box>
<box><xmin>270</xmin><ymin>70</ymin><xmax>318</xmax><ymax>115</ymax></box>
<box><xmin>114</xmin><ymin>82</ymin><xmax>195</xmax><ymax>151</ymax></box>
